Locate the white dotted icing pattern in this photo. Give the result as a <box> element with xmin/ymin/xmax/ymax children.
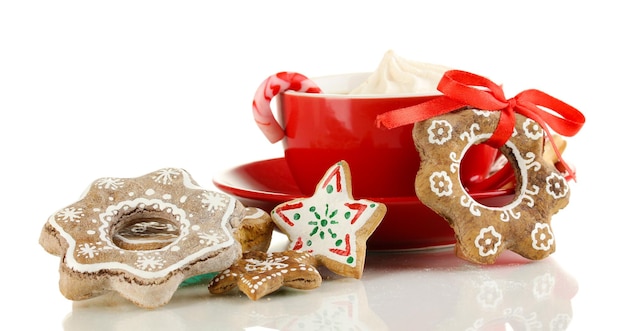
<box><xmin>427</xmin><ymin>120</ymin><xmax>453</xmax><ymax>145</ymax></box>
<box><xmin>98</xmin><ymin>198</ymin><xmax>189</xmax><ymax>249</ymax></box>
<box><xmin>272</xmin><ymin>162</ymin><xmax>382</xmax><ymax>268</ymax></box>
<box><xmin>209</xmin><ymin>251</ymin><xmax>320</xmax><ymax>300</ymax></box>
<box><xmin>474</xmin><ymin>226</ymin><xmax>502</xmax><ymax>257</ymax></box>
<box><xmin>47</xmin><ymin>168</ymin><xmax>237</xmax><ymax>278</ymax></box>
<box><xmin>415</xmin><ymin>109</ymin><xmax>569</xmax><ymax>261</ymax></box>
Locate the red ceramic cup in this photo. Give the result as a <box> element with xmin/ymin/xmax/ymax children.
<box><xmin>256</xmin><ymin>72</ymin><xmax>497</xmax><ymax>198</ymax></box>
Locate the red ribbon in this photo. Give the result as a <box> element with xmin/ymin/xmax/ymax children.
<box><xmin>376</xmin><ymin>70</ymin><xmax>586</xmax><ymax>180</ymax></box>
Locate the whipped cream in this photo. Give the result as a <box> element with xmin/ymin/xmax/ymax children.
<box><xmin>349</xmin><ymin>50</ymin><xmax>449</xmax><ymax>95</ymax></box>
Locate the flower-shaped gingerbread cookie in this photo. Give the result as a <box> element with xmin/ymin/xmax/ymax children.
<box><xmin>39</xmin><ymin>168</ymin><xmax>265</xmax><ymax>308</ymax></box>
<box><xmin>208</xmin><ymin>250</ymin><xmax>321</xmax><ymax>300</ymax></box>
<box><xmin>413</xmin><ymin>109</ymin><xmax>571</xmax><ymax>264</ymax></box>
<box><xmin>271</xmin><ymin>161</ymin><xmax>387</xmax><ymax>278</ymax></box>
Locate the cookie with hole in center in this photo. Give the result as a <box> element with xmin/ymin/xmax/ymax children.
<box><xmin>39</xmin><ymin>168</ymin><xmax>271</xmax><ymax>308</ymax></box>
<box><xmin>413</xmin><ymin>109</ymin><xmax>570</xmax><ymax>264</ymax></box>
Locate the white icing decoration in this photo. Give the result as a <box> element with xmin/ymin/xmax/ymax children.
<box><xmin>135</xmin><ymin>252</ymin><xmax>165</xmax><ymax>271</ymax></box>
<box><xmin>201</xmin><ymin>191</ymin><xmax>229</xmax><ymax>212</ymax></box>
<box><xmin>415</xmin><ymin>110</ymin><xmax>570</xmax><ymax>263</ymax></box>
<box><xmin>427</xmin><ymin>119</ymin><xmax>453</xmax><ymax>145</ymax></box>
<box><xmin>152</xmin><ymin>168</ymin><xmax>181</xmax><ymax>185</ymax></box>
<box><xmin>452</xmin><ymin>127</ymin><xmax>537</xmax><ymax>222</ymax></box>
<box><xmin>474</xmin><ymin>226</ymin><xmax>502</xmax><ymax>257</ymax></box>
<box><xmin>472</xmin><ymin>109</ymin><xmax>491</xmax><ymax>117</ymax></box>
<box><xmin>546</xmin><ymin>172</ymin><xmax>569</xmax><ymax>199</ymax></box>
<box><xmin>98</xmin><ymin>198</ymin><xmax>187</xmax><ymax>250</ymax></box>
<box><xmin>47</xmin><ymin>187</ymin><xmax>237</xmax><ymax>279</ymax></box>
<box><xmin>460</xmin><ymin>194</ymin><xmax>482</xmax><ymax>216</ymax></box>
<box><xmin>198</xmin><ymin>230</ymin><xmax>227</xmax><ymax>246</ymax></box>
<box><xmin>77</xmin><ymin>242</ymin><xmax>101</xmax><ymax>258</ymax></box>
<box><xmin>182</xmin><ymin>170</ymin><xmax>203</xmax><ymax>190</ymax></box>
<box><xmin>531</xmin><ymin>223</ymin><xmax>554</xmax><ymax>251</ymax></box>
<box><xmin>95</xmin><ymin>177</ymin><xmax>124</xmax><ymax>190</ymax></box>
<box><xmin>272</xmin><ymin>164</ymin><xmax>380</xmax><ymax>267</ymax></box>
<box><xmin>523</xmin><ymin>118</ymin><xmax>543</xmax><ymax>140</ymax></box>
<box><xmin>244</xmin><ymin>255</ymin><xmax>289</xmax><ymax>272</ymax></box>
<box><xmin>209</xmin><ymin>252</ymin><xmax>320</xmax><ymax>299</ymax></box>
<box><xmin>56</xmin><ymin>207</ymin><xmax>84</xmax><ymax>223</ymax></box>
<box><xmin>429</xmin><ymin>171</ymin><xmax>453</xmax><ymax>197</ymax></box>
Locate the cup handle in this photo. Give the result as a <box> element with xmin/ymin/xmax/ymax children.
<box><xmin>252</xmin><ymin>72</ymin><xmax>321</xmax><ymax>143</ymax></box>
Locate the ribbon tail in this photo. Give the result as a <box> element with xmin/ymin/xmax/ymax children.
<box><xmin>517</xmin><ymin>90</ymin><xmax>586</xmax><ymax>137</ymax></box>
<box><xmin>513</xmin><ymin>92</ymin><xmax>585</xmax><ymax>182</ymax></box>
<box><xmin>515</xmin><ymin>103</ymin><xmax>578</xmax><ymax>181</ymax></box>
<box><xmin>544</xmin><ymin>129</ymin><xmax>577</xmax><ymax>181</ymax></box>
<box><xmin>376</xmin><ymin>96</ymin><xmax>466</xmax><ymax>129</ymax></box>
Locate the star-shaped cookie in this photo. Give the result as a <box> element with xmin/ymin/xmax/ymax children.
<box><xmin>208</xmin><ymin>250</ymin><xmax>321</xmax><ymax>300</ymax></box>
<box><xmin>271</xmin><ymin>161</ymin><xmax>387</xmax><ymax>278</ymax></box>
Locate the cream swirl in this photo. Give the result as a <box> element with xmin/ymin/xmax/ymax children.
<box><xmin>349</xmin><ymin>50</ymin><xmax>449</xmax><ymax>95</ymax></box>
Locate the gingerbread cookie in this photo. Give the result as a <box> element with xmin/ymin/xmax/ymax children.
<box><xmin>39</xmin><ymin>168</ymin><xmax>266</xmax><ymax>308</ymax></box>
<box><xmin>271</xmin><ymin>161</ymin><xmax>386</xmax><ymax>278</ymax></box>
<box><xmin>413</xmin><ymin>109</ymin><xmax>570</xmax><ymax>264</ymax></box>
<box><xmin>208</xmin><ymin>250</ymin><xmax>321</xmax><ymax>300</ymax></box>
<box><xmin>232</xmin><ymin>207</ymin><xmax>274</xmax><ymax>253</ymax></box>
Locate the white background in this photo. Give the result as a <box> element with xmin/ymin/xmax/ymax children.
<box><xmin>1</xmin><ymin>1</ymin><xmax>622</xmax><ymax>330</ymax></box>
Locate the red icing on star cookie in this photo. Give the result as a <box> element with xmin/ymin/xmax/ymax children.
<box><xmin>274</xmin><ymin>202</ymin><xmax>304</xmax><ymax>227</ymax></box>
<box><xmin>271</xmin><ymin>161</ymin><xmax>387</xmax><ymax>279</ymax></box>
<box><xmin>329</xmin><ymin>234</ymin><xmax>351</xmax><ymax>256</ymax></box>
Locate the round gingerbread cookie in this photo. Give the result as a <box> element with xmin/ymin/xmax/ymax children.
<box><xmin>39</xmin><ymin>168</ymin><xmax>265</xmax><ymax>308</ymax></box>
<box><xmin>413</xmin><ymin>109</ymin><xmax>570</xmax><ymax>264</ymax></box>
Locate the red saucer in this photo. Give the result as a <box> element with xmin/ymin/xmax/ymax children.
<box><xmin>213</xmin><ymin>158</ymin><xmax>515</xmax><ymax>251</ymax></box>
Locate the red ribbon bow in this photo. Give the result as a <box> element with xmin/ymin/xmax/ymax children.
<box><xmin>376</xmin><ymin>70</ymin><xmax>586</xmax><ymax>180</ymax></box>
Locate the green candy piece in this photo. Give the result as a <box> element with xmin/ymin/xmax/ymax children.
<box><xmin>179</xmin><ymin>272</ymin><xmax>218</xmax><ymax>287</ymax></box>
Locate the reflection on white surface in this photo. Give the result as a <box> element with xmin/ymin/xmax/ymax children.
<box><xmin>363</xmin><ymin>249</ymin><xmax>577</xmax><ymax>330</ymax></box>
<box><xmin>62</xmin><ymin>245</ymin><xmax>576</xmax><ymax>331</ymax></box>
<box><xmin>64</xmin><ymin>273</ymin><xmax>385</xmax><ymax>330</ymax></box>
